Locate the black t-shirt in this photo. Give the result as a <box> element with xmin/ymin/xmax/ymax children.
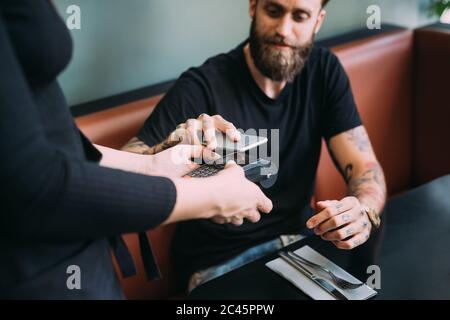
<box><xmin>138</xmin><ymin>41</ymin><xmax>362</xmax><ymax>284</ymax></box>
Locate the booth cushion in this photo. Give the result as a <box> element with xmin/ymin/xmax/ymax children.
<box><xmin>76</xmin><ymin>95</ymin><xmax>164</xmax><ymax>149</ymax></box>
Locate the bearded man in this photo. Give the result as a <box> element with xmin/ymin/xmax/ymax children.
<box><xmin>122</xmin><ymin>0</ymin><xmax>386</xmax><ymax>293</ymax></box>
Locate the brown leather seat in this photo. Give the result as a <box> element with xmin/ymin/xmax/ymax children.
<box><xmin>75</xmin><ymin>26</ymin><xmax>450</xmax><ymax>299</ymax></box>
<box><xmin>76</xmin><ymin>95</ymin><xmax>164</xmax><ymax>149</ymax></box>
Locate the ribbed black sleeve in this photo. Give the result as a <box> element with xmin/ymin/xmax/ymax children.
<box><xmin>0</xmin><ymin>15</ymin><xmax>177</xmax><ymax>242</ymax></box>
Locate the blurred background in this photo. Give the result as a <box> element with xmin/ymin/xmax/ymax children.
<box><xmin>53</xmin><ymin>0</ymin><xmax>447</xmax><ymax>107</ymax></box>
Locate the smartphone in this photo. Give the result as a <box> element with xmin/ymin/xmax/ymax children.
<box><xmin>203</xmin><ymin>130</ymin><xmax>268</xmax><ymax>152</ymax></box>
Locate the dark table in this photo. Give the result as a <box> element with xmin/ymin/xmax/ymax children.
<box><xmin>190</xmin><ymin>175</ymin><xmax>450</xmax><ymax>300</ymax></box>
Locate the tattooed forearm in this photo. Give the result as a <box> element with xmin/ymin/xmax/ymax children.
<box><xmin>121</xmin><ymin>137</ymin><xmax>151</xmax><ymax>154</ymax></box>
<box><xmin>326</xmin><ymin>126</ymin><xmax>385</xmax><ymax>211</ymax></box>
<box><xmin>347</xmin><ymin>161</ymin><xmax>387</xmax><ymax>212</ymax></box>
<box><xmin>121</xmin><ymin>137</ymin><xmax>179</xmax><ymax>155</ymax></box>
<box><xmin>326</xmin><ymin>139</ymin><xmax>348</xmax><ymax>180</ymax></box>
<box><xmin>345</xmin><ymin>127</ymin><xmax>372</xmax><ymax>153</ymax></box>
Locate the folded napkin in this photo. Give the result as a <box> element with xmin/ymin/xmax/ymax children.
<box><xmin>266</xmin><ymin>246</ymin><xmax>377</xmax><ymax>300</ymax></box>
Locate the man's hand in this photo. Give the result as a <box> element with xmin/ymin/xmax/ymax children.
<box><xmin>306</xmin><ymin>197</ymin><xmax>372</xmax><ymax>250</ymax></box>
<box><xmin>168</xmin><ymin>113</ymin><xmax>241</xmax><ymax>150</ymax></box>
<box><xmin>122</xmin><ymin>114</ymin><xmax>240</xmax><ymax>155</ymax></box>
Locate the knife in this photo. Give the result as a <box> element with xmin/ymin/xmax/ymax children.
<box><xmin>278</xmin><ymin>251</ymin><xmax>349</xmax><ymax>300</ymax></box>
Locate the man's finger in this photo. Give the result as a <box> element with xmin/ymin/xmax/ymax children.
<box><xmin>186</xmin><ymin>119</ymin><xmax>202</xmax><ymax>145</ymax></box>
<box><xmin>320</xmin><ymin>221</ymin><xmax>362</xmax><ymax>241</ymax></box>
<box><xmin>212</xmin><ymin>115</ymin><xmax>241</xmax><ymax>141</ymax></box>
<box><xmin>307</xmin><ymin>200</ymin><xmax>353</xmax><ymax>229</ymax></box>
<box><xmin>199</xmin><ymin>114</ymin><xmax>217</xmax><ymax>149</ymax></box>
<box><xmin>313</xmin><ymin>206</ymin><xmax>361</xmax><ymax>235</ymax></box>
<box><xmin>169</xmin><ymin>123</ymin><xmax>187</xmax><ymax>144</ymax></box>
<box><xmin>333</xmin><ymin>231</ymin><xmax>370</xmax><ymax>250</ymax></box>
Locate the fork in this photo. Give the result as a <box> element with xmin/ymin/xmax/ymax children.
<box><xmin>286</xmin><ymin>251</ymin><xmax>364</xmax><ymax>290</ymax></box>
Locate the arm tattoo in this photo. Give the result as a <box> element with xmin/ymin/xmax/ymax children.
<box><xmin>121</xmin><ymin>136</ymin><xmax>179</xmax><ymax>155</ymax></box>
<box><xmin>346</xmin><ymin>227</ymin><xmax>354</xmax><ymax>236</ymax></box>
<box><xmin>345</xmin><ymin>126</ymin><xmax>372</xmax><ymax>152</ymax></box>
<box><xmin>348</xmin><ymin>161</ymin><xmax>387</xmax><ymax>212</ymax></box>
<box><xmin>325</xmin><ymin>128</ymin><xmax>386</xmax><ymax>212</ymax></box>
<box><xmin>326</xmin><ymin>139</ymin><xmax>349</xmax><ymax>180</ymax></box>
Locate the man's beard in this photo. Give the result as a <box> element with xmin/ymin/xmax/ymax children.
<box><xmin>249</xmin><ymin>18</ymin><xmax>314</xmax><ymax>83</ymax></box>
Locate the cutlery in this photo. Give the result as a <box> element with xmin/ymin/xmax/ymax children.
<box><xmin>286</xmin><ymin>250</ymin><xmax>363</xmax><ymax>290</ymax></box>
<box><xmin>278</xmin><ymin>251</ymin><xmax>349</xmax><ymax>300</ymax></box>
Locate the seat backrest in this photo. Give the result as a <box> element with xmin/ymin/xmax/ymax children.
<box><xmin>412</xmin><ymin>27</ymin><xmax>450</xmax><ymax>186</ymax></box>
<box><xmin>75</xmin><ymin>95</ymin><xmax>164</xmax><ymax>149</ymax></box>
<box><xmin>314</xmin><ymin>30</ymin><xmax>414</xmax><ymax>201</ymax></box>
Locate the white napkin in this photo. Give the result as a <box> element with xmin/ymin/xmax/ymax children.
<box><xmin>265</xmin><ymin>246</ymin><xmax>377</xmax><ymax>300</ymax></box>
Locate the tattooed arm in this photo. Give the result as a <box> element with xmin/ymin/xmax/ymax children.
<box><xmin>121</xmin><ymin>136</ymin><xmax>179</xmax><ymax>155</ymax></box>
<box><xmin>122</xmin><ymin>114</ymin><xmax>240</xmax><ymax>155</ymax></box>
<box><xmin>306</xmin><ymin>125</ymin><xmax>386</xmax><ymax>250</ymax></box>
<box><xmin>328</xmin><ymin>125</ymin><xmax>386</xmax><ymax>213</ymax></box>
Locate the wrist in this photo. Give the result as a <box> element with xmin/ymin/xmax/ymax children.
<box><xmin>122</xmin><ymin>153</ymin><xmax>152</xmax><ymax>176</ymax></box>
<box><xmin>361</xmin><ymin>205</ymin><xmax>381</xmax><ymax>231</ymax></box>
<box><xmin>165</xmin><ymin>178</ymin><xmax>219</xmax><ymax>224</ymax></box>
<box><xmin>141</xmin><ymin>154</ymin><xmax>157</xmax><ymax>176</ymax></box>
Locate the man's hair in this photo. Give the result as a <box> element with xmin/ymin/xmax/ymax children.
<box><xmin>255</xmin><ymin>0</ymin><xmax>330</xmax><ymax>9</ymax></box>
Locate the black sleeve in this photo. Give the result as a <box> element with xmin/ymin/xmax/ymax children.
<box><xmin>0</xmin><ymin>16</ymin><xmax>176</xmax><ymax>242</ymax></box>
<box><xmin>79</xmin><ymin>129</ymin><xmax>103</xmax><ymax>162</ymax></box>
<box><xmin>321</xmin><ymin>50</ymin><xmax>362</xmax><ymax>140</ymax></box>
<box><xmin>137</xmin><ymin>71</ymin><xmax>211</xmax><ymax>147</ymax></box>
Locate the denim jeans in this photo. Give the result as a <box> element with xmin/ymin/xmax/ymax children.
<box><xmin>188</xmin><ymin>234</ymin><xmax>307</xmax><ymax>293</ymax></box>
